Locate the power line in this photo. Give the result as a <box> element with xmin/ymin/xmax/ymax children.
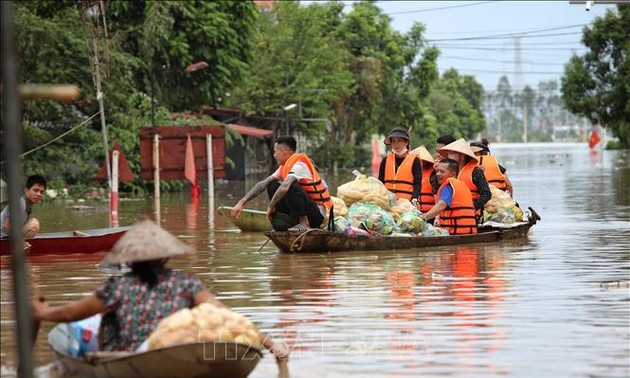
<box><xmin>427</xmin><ymin>30</ymin><xmax>584</xmax><ymax>42</ymax></box>
<box><xmin>443</xmin><ymin>68</ymin><xmax>564</xmax><ymax>74</ymax></box>
<box><xmin>434</xmin><ymin>46</ymin><xmax>587</xmax><ymax>51</ymax></box>
<box><xmin>436</xmin><ymin>40</ymin><xmax>583</xmax><ymax>46</ymax></box>
<box><xmin>426</xmin><ymin>24</ymin><xmax>585</xmax><ymax>36</ymax></box>
<box><xmin>440</xmin><ymin>55</ymin><xmax>567</xmax><ymax>66</ymax></box>
<box><xmin>384</xmin><ymin>1</ymin><xmax>496</xmax><ymax>15</ymax></box>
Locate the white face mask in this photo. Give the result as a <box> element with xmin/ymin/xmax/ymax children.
<box><xmin>448</xmin><ymin>152</ymin><xmax>459</xmax><ymax>160</ymax></box>
<box><xmin>393</xmin><ymin>148</ymin><xmax>408</xmax><ymax>156</ymax></box>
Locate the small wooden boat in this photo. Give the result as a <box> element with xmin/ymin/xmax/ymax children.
<box><xmin>48</xmin><ymin>324</ymin><xmax>262</xmax><ymax>378</ymax></box>
<box><xmin>266</xmin><ymin>207</ymin><xmax>540</xmax><ymax>253</ymax></box>
<box><xmin>216</xmin><ymin>206</ymin><xmax>271</xmax><ymax>232</ymax></box>
<box><xmin>0</xmin><ymin>227</ymin><xmax>129</xmax><ymax>256</ymax></box>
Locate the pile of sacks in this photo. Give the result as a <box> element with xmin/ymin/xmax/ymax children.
<box><xmin>337</xmin><ymin>170</ymin><xmax>396</xmax><ymax>210</ymax></box>
<box><xmin>146</xmin><ymin>303</ymin><xmax>263</xmax><ymax>350</ymax></box>
<box><xmin>483</xmin><ymin>186</ymin><xmax>523</xmax><ymax>224</ymax></box>
<box><xmin>331</xmin><ymin>171</ymin><xmax>449</xmax><ymax>237</ymax></box>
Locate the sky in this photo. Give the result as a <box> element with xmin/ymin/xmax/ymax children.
<box><xmin>319</xmin><ymin>1</ymin><xmax>619</xmax><ymax>92</ymax></box>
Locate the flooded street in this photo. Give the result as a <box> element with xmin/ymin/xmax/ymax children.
<box><xmin>1</xmin><ymin>143</ymin><xmax>628</xmax><ymax>377</ymax></box>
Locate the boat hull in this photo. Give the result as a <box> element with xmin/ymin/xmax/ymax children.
<box><xmin>0</xmin><ymin>227</ymin><xmax>129</xmax><ymax>256</ymax></box>
<box><xmin>48</xmin><ymin>324</ymin><xmax>262</xmax><ymax>378</ymax></box>
<box><xmin>216</xmin><ymin>206</ymin><xmax>271</xmax><ymax>232</ymax></box>
<box><xmin>266</xmin><ymin>209</ymin><xmax>539</xmax><ymax>253</ymax></box>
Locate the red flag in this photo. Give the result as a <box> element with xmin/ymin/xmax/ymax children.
<box><xmin>185</xmin><ymin>134</ymin><xmax>200</xmax><ymax>198</ymax></box>
<box><xmin>371</xmin><ymin>136</ymin><xmax>381</xmax><ymax>177</ymax></box>
<box><xmin>588</xmin><ymin>129</ymin><xmax>601</xmax><ymax>150</ymax></box>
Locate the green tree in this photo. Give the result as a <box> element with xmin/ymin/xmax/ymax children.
<box><xmin>331</xmin><ymin>1</ymin><xmax>438</xmax><ymax>163</ymax></box>
<box><xmin>230</xmin><ymin>1</ymin><xmax>354</xmax><ymax>170</ymax></box>
<box><xmin>561</xmin><ymin>5</ymin><xmax>630</xmax><ymax>148</ymax></box>
<box><xmin>423</xmin><ymin>69</ymin><xmax>486</xmax><ymax>142</ymax></box>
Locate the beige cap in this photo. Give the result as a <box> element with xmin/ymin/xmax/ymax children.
<box><xmin>438</xmin><ymin>138</ymin><xmax>476</xmax><ymax>159</ymax></box>
<box><xmin>102</xmin><ymin>219</ymin><xmax>193</xmax><ymax>264</ymax></box>
<box><xmin>410</xmin><ymin>145</ymin><xmax>434</xmax><ymax>164</ymax></box>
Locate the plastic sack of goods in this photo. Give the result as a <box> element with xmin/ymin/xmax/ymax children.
<box><xmin>143</xmin><ymin>303</ymin><xmax>262</xmax><ymax>351</ymax></box>
<box><xmin>337</xmin><ymin>170</ymin><xmax>396</xmax><ymax>210</ymax></box>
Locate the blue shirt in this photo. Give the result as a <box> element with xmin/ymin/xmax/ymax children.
<box><xmin>439</xmin><ymin>184</ymin><xmax>454</xmax><ymax>207</ymax></box>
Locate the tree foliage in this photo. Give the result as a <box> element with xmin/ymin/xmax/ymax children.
<box><xmin>561</xmin><ymin>5</ymin><xmax>630</xmax><ymax>148</ymax></box>
<box><xmin>6</xmin><ymin>0</ymin><xmax>491</xmax><ymax>189</ymax></box>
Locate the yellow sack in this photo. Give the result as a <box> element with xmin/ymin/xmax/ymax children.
<box><xmin>146</xmin><ymin>303</ymin><xmax>262</xmax><ymax>350</ymax></box>
<box><xmin>337</xmin><ymin>170</ymin><xmax>393</xmax><ymax>210</ymax></box>
<box><xmin>389</xmin><ymin>198</ymin><xmax>416</xmax><ymax>220</ymax></box>
<box><xmin>485</xmin><ymin>185</ymin><xmax>517</xmax><ymax>211</ymax></box>
<box><xmin>331</xmin><ymin>196</ymin><xmax>348</xmax><ymax>217</ymax></box>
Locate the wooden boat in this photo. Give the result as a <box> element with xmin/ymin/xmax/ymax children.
<box><xmin>216</xmin><ymin>205</ymin><xmax>271</xmax><ymax>232</ymax></box>
<box><xmin>48</xmin><ymin>324</ymin><xmax>262</xmax><ymax>378</ymax></box>
<box><xmin>0</xmin><ymin>227</ymin><xmax>129</xmax><ymax>256</ymax></box>
<box><xmin>266</xmin><ymin>207</ymin><xmax>541</xmax><ymax>253</ymax></box>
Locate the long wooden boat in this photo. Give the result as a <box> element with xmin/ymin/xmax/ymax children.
<box><xmin>48</xmin><ymin>324</ymin><xmax>263</xmax><ymax>378</ymax></box>
<box><xmin>216</xmin><ymin>205</ymin><xmax>271</xmax><ymax>232</ymax></box>
<box><xmin>266</xmin><ymin>207</ymin><xmax>541</xmax><ymax>253</ymax></box>
<box><xmin>0</xmin><ymin>227</ymin><xmax>129</xmax><ymax>256</ymax></box>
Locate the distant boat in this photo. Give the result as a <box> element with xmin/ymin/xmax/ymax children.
<box><xmin>0</xmin><ymin>227</ymin><xmax>129</xmax><ymax>256</ymax></box>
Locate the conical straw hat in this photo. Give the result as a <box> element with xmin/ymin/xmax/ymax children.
<box><xmin>102</xmin><ymin>219</ymin><xmax>193</xmax><ymax>264</ymax></box>
<box><xmin>410</xmin><ymin>145</ymin><xmax>434</xmax><ymax>163</ymax></box>
<box><xmin>438</xmin><ymin>138</ymin><xmax>476</xmax><ymax>159</ymax></box>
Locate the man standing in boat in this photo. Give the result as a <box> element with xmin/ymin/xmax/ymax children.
<box><xmin>231</xmin><ymin>136</ymin><xmax>332</xmax><ymax>233</ymax></box>
<box><xmin>0</xmin><ymin>174</ymin><xmax>47</xmax><ymax>239</ymax></box>
<box><xmin>421</xmin><ymin>159</ymin><xmax>477</xmax><ymax>235</ymax></box>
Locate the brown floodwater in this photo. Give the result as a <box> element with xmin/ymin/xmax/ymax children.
<box><xmin>1</xmin><ymin>143</ymin><xmax>629</xmax><ymax>377</ymax></box>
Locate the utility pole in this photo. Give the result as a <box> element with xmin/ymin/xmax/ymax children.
<box><xmin>81</xmin><ymin>1</ymin><xmax>112</xmax><ymax>208</ymax></box>
<box><xmin>523</xmin><ymin>102</ymin><xmax>528</xmax><ymax>143</ymax></box>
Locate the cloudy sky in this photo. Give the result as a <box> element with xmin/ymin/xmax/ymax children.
<box><xmin>324</xmin><ymin>1</ymin><xmax>617</xmax><ymax>92</ymax></box>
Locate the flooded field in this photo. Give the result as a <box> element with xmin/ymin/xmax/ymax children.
<box><xmin>1</xmin><ymin>143</ymin><xmax>629</xmax><ymax>377</ymax></box>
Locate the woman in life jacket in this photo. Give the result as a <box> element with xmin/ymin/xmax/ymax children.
<box><xmin>438</xmin><ymin>138</ymin><xmax>491</xmax><ymax>218</ymax></box>
<box><xmin>470</xmin><ymin>138</ymin><xmax>514</xmax><ymax>196</ymax></box>
<box><xmin>409</xmin><ymin>145</ymin><xmax>436</xmax><ymax>213</ymax></box>
<box><xmin>378</xmin><ymin>128</ymin><xmax>422</xmax><ymax>206</ymax></box>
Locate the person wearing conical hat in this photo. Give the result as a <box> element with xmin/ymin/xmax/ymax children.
<box><xmin>470</xmin><ymin>138</ymin><xmax>514</xmax><ymax>196</ymax></box>
<box><xmin>379</xmin><ymin>128</ymin><xmax>422</xmax><ymax>205</ymax></box>
<box><xmin>438</xmin><ymin>138</ymin><xmax>491</xmax><ymax>218</ymax></box>
<box><xmin>31</xmin><ymin>219</ymin><xmax>289</xmax><ymax>358</ymax></box>
<box><xmin>410</xmin><ymin>145</ymin><xmax>436</xmax><ymax>213</ymax></box>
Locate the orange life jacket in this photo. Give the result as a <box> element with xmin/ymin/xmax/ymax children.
<box><xmin>477</xmin><ymin>155</ymin><xmax>507</xmax><ymax>191</ymax></box>
<box><xmin>280</xmin><ymin>153</ymin><xmax>332</xmax><ymax>210</ymax></box>
<box><xmin>418</xmin><ymin>165</ymin><xmax>435</xmax><ymax>212</ymax></box>
<box><xmin>436</xmin><ymin>178</ymin><xmax>477</xmax><ymax>235</ymax></box>
<box><xmin>457</xmin><ymin>161</ymin><xmax>480</xmax><ymax>202</ymax></box>
<box><xmin>383</xmin><ymin>152</ymin><xmax>418</xmax><ymax>201</ymax></box>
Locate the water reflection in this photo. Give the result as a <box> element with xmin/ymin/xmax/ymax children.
<box><xmin>0</xmin><ymin>144</ymin><xmax>629</xmax><ymax>378</ymax></box>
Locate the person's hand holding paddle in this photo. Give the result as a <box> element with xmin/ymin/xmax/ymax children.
<box><xmin>231</xmin><ymin>201</ymin><xmax>245</xmax><ymax>219</ymax></box>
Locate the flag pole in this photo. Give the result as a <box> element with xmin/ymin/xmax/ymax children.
<box><xmin>207</xmin><ymin>134</ymin><xmax>215</xmax><ymax>227</ymax></box>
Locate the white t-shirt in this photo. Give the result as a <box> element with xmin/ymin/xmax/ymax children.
<box><xmin>273</xmin><ymin>162</ymin><xmax>326</xmax><ymax>216</ymax></box>
<box><xmin>0</xmin><ymin>196</ymin><xmax>29</xmax><ymax>238</ymax></box>
<box><xmin>272</xmin><ymin>161</ymin><xmax>313</xmax><ymax>181</ymax></box>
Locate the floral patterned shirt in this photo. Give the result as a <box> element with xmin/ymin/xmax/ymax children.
<box><xmin>95</xmin><ymin>269</ymin><xmax>204</xmax><ymax>351</ymax></box>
